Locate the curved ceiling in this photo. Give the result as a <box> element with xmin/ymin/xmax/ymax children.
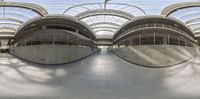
<box><xmin>161</xmin><ymin>2</ymin><xmax>200</xmax><ymax>37</ymax></box>
<box><xmin>1</xmin><ymin>0</ymin><xmax>200</xmax><ymax>39</ymax></box>
<box><xmin>0</xmin><ymin>2</ymin><xmax>47</xmax><ymax>36</ymax></box>
<box><xmin>63</xmin><ymin>3</ymin><xmax>146</xmax><ymax>39</ymax></box>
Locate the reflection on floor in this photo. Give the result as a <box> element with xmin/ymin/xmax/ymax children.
<box><xmin>0</xmin><ymin>49</ymin><xmax>200</xmax><ymax>99</ymax></box>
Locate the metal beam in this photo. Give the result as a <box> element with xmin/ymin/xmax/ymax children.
<box><xmin>89</xmin><ymin>22</ymin><xmax>121</xmax><ymax>27</ymax></box>
<box><xmin>161</xmin><ymin>2</ymin><xmax>200</xmax><ymax>16</ymax></box>
<box><xmin>179</xmin><ymin>12</ymin><xmax>200</xmax><ymax>20</ymax></box>
<box><xmin>0</xmin><ymin>12</ymin><xmax>30</xmax><ymax>19</ymax></box>
<box><xmin>0</xmin><ymin>17</ymin><xmax>24</xmax><ymax>24</ymax></box>
<box><xmin>0</xmin><ymin>27</ymin><xmax>16</xmax><ymax>32</ymax></box>
<box><xmin>188</xmin><ymin>22</ymin><xmax>200</xmax><ymax>26</ymax></box>
<box><xmin>75</xmin><ymin>9</ymin><xmax>133</xmax><ymax>20</ymax></box>
<box><xmin>63</xmin><ymin>3</ymin><xmax>146</xmax><ymax>15</ymax></box>
<box><xmin>0</xmin><ymin>2</ymin><xmax>48</xmax><ymax>16</ymax></box>
<box><xmin>0</xmin><ymin>22</ymin><xmax>21</xmax><ymax>26</ymax></box>
<box><xmin>193</xmin><ymin>27</ymin><xmax>200</xmax><ymax>32</ymax></box>
<box><xmin>94</xmin><ymin>29</ymin><xmax>115</xmax><ymax>33</ymax></box>
<box><xmin>0</xmin><ymin>26</ymin><xmax>16</xmax><ymax>30</ymax></box>
<box><xmin>91</xmin><ymin>26</ymin><xmax>119</xmax><ymax>30</ymax></box>
<box><xmin>185</xmin><ymin>17</ymin><xmax>200</xmax><ymax>24</ymax></box>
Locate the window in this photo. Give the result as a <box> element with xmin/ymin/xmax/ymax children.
<box><xmin>141</xmin><ymin>36</ymin><xmax>154</xmax><ymax>45</ymax></box>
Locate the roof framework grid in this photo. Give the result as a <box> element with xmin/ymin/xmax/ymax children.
<box><xmin>0</xmin><ymin>1</ymin><xmax>47</xmax><ymax>35</ymax></box>
<box><xmin>63</xmin><ymin>3</ymin><xmax>146</xmax><ymax>39</ymax></box>
<box><xmin>161</xmin><ymin>2</ymin><xmax>200</xmax><ymax>37</ymax></box>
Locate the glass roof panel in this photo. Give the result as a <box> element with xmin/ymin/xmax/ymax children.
<box><xmin>0</xmin><ymin>6</ymin><xmax>42</xmax><ymax>35</ymax></box>
<box><xmin>2</xmin><ymin>0</ymin><xmax>200</xmax><ymax>38</ymax></box>
<box><xmin>62</xmin><ymin>2</ymin><xmax>144</xmax><ymax>39</ymax></box>
<box><xmin>169</xmin><ymin>6</ymin><xmax>200</xmax><ymax>37</ymax></box>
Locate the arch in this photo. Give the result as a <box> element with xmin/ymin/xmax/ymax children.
<box><xmin>0</xmin><ymin>12</ymin><xmax>30</xmax><ymax>19</ymax></box>
<box><xmin>91</xmin><ymin>26</ymin><xmax>119</xmax><ymax>30</ymax></box>
<box><xmin>192</xmin><ymin>27</ymin><xmax>200</xmax><ymax>32</ymax></box>
<box><xmin>63</xmin><ymin>3</ymin><xmax>146</xmax><ymax>16</ymax></box>
<box><xmin>179</xmin><ymin>12</ymin><xmax>200</xmax><ymax>20</ymax></box>
<box><xmin>0</xmin><ymin>22</ymin><xmax>21</xmax><ymax>26</ymax></box>
<box><xmin>89</xmin><ymin>22</ymin><xmax>121</xmax><ymax>27</ymax></box>
<box><xmin>75</xmin><ymin>9</ymin><xmax>133</xmax><ymax>20</ymax></box>
<box><xmin>0</xmin><ymin>27</ymin><xmax>16</xmax><ymax>32</ymax></box>
<box><xmin>0</xmin><ymin>17</ymin><xmax>24</xmax><ymax>24</ymax></box>
<box><xmin>94</xmin><ymin>29</ymin><xmax>115</xmax><ymax>33</ymax></box>
<box><xmin>188</xmin><ymin>22</ymin><xmax>200</xmax><ymax>27</ymax></box>
<box><xmin>161</xmin><ymin>2</ymin><xmax>200</xmax><ymax>16</ymax></box>
<box><xmin>0</xmin><ymin>2</ymin><xmax>48</xmax><ymax>16</ymax></box>
<box><xmin>185</xmin><ymin>17</ymin><xmax>200</xmax><ymax>24</ymax></box>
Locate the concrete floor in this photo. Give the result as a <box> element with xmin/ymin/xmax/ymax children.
<box><xmin>0</xmin><ymin>49</ymin><xmax>200</xmax><ymax>99</ymax></box>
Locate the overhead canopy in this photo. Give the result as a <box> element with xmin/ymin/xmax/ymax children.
<box><xmin>0</xmin><ymin>2</ymin><xmax>48</xmax><ymax>36</ymax></box>
<box><xmin>63</xmin><ymin>3</ymin><xmax>146</xmax><ymax>39</ymax></box>
<box><xmin>161</xmin><ymin>2</ymin><xmax>200</xmax><ymax>37</ymax></box>
<box><xmin>1</xmin><ymin>0</ymin><xmax>200</xmax><ymax>40</ymax></box>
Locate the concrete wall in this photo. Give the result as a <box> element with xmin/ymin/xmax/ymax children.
<box><xmin>111</xmin><ymin>45</ymin><xmax>199</xmax><ymax>67</ymax></box>
<box><xmin>10</xmin><ymin>45</ymin><xmax>98</xmax><ymax>64</ymax></box>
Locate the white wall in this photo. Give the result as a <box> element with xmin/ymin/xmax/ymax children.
<box><xmin>10</xmin><ymin>45</ymin><xmax>98</xmax><ymax>64</ymax></box>
<box><xmin>111</xmin><ymin>45</ymin><xmax>199</xmax><ymax>67</ymax></box>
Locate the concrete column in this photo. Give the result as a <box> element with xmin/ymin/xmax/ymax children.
<box><xmin>66</xmin><ymin>34</ymin><xmax>68</xmax><ymax>46</ymax></box>
<box><xmin>154</xmin><ymin>32</ymin><xmax>156</xmax><ymax>45</ymax></box>
<box><xmin>163</xmin><ymin>34</ymin><xmax>168</xmax><ymax>45</ymax></box>
<box><xmin>41</xmin><ymin>31</ymin><xmax>43</xmax><ymax>45</ymax></box>
<box><xmin>53</xmin><ymin>32</ymin><xmax>55</xmax><ymax>45</ymax></box>
<box><xmin>139</xmin><ymin>34</ymin><xmax>141</xmax><ymax>45</ymax></box>
<box><xmin>42</xmin><ymin>25</ymin><xmax>46</xmax><ymax>57</ymax></box>
<box><xmin>24</xmin><ymin>39</ymin><xmax>26</xmax><ymax>46</ymax></box>
<box><xmin>41</xmin><ymin>31</ymin><xmax>44</xmax><ymax>59</ymax></box>
<box><xmin>184</xmin><ymin>37</ymin><xmax>187</xmax><ymax>46</ymax></box>
<box><xmin>178</xmin><ymin>37</ymin><xmax>180</xmax><ymax>45</ymax></box>
<box><xmin>76</xmin><ymin>29</ymin><xmax>79</xmax><ymax>46</ymax></box>
<box><xmin>76</xmin><ymin>29</ymin><xmax>79</xmax><ymax>58</ymax></box>
<box><xmin>168</xmin><ymin>34</ymin><xmax>170</xmax><ymax>45</ymax></box>
<box><xmin>42</xmin><ymin>26</ymin><xmax>46</xmax><ymax>30</ymax></box>
<box><xmin>31</xmin><ymin>37</ymin><xmax>32</xmax><ymax>46</ymax></box>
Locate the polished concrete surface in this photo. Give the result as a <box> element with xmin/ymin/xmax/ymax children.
<box><xmin>0</xmin><ymin>49</ymin><xmax>200</xmax><ymax>99</ymax></box>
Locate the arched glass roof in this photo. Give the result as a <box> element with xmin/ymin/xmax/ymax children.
<box><xmin>0</xmin><ymin>7</ymin><xmax>40</xmax><ymax>34</ymax></box>
<box><xmin>161</xmin><ymin>2</ymin><xmax>200</xmax><ymax>37</ymax></box>
<box><xmin>2</xmin><ymin>0</ymin><xmax>200</xmax><ymax>38</ymax></box>
<box><xmin>0</xmin><ymin>1</ymin><xmax>46</xmax><ymax>36</ymax></box>
<box><xmin>63</xmin><ymin>3</ymin><xmax>146</xmax><ymax>38</ymax></box>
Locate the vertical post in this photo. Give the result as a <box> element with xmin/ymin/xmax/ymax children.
<box><xmin>76</xmin><ymin>29</ymin><xmax>79</xmax><ymax>58</ymax></box>
<box><xmin>178</xmin><ymin>37</ymin><xmax>180</xmax><ymax>45</ymax></box>
<box><xmin>163</xmin><ymin>34</ymin><xmax>166</xmax><ymax>45</ymax></box>
<box><xmin>184</xmin><ymin>37</ymin><xmax>186</xmax><ymax>46</ymax></box>
<box><xmin>139</xmin><ymin>34</ymin><xmax>141</xmax><ymax>45</ymax></box>
<box><xmin>53</xmin><ymin>32</ymin><xmax>55</xmax><ymax>45</ymax></box>
<box><xmin>154</xmin><ymin>32</ymin><xmax>156</xmax><ymax>45</ymax></box>
<box><xmin>76</xmin><ymin>29</ymin><xmax>79</xmax><ymax>46</ymax></box>
<box><xmin>67</xmin><ymin>34</ymin><xmax>68</xmax><ymax>46</ymax></box>
<box><xmin>168</xmin><ymin>34</ymin><xmax>170</xmax><ymax>45</ymax></box>
<box><xmin>41</xmin><ymin>32</ymin><xmax>42</xmax><ymax>45</ymax></box>
<box><xmin>24</xmin><ymin>39</ymin><xmax>26</xmax><ymax>46</ymax></box>
<box><xmin>41</xmin><ymin>26</ymin><xmax>46</xmax><ymax>45</ymax></box>
<box><xmin>31</xmin><ymin>37</ymin><xmax>32</xmax><ymax>46</ymax></box>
